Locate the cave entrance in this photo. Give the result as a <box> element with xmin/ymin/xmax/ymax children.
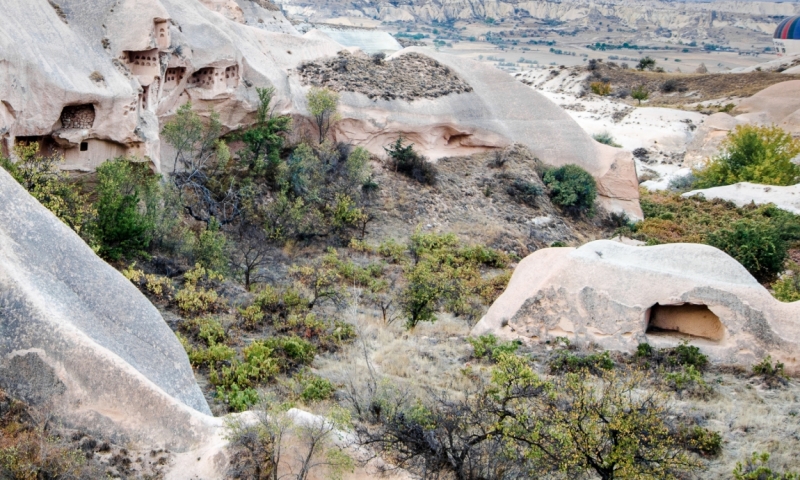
<box><xmin>644</xmin><ymin>303</ymin><xmax>725</xmax><ymax>341</ymax></box>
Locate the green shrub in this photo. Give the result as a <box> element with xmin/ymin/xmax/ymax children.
<box><xmin>216</xmin><ymin>384</ymin><xmax>260</xmax><ymax>412</ymax></box>
<box><xmin>549</xmin><ymin>350</ymin><xmax>614</xmax><ymax>375</ymax></box>
<box><xmin>400</xmin><ymin>231</ymin><xmax>510</xmax><ymax>328</ymax></box>
<box><xmin>264</xmin><ymin>336</ymin><xmax>316</xmax><ymax>367</ymax></box>
<box><xmin>188</xmin><ymin>343</ymin><xmax>237</xmax><ymax>367</ymax></box>
<box><xmin>505</xmin><ymin>179</ymin><xmax>543</xmax><ymax>207</ymax></box>
<box><xmin>694</xmin><ymin>125</ymin><xmax>800</xmax><ymax>188</ymax></box>
<box><xmin>592</xmin><ymin>132</ymin><xmax>621</xmax><ymax>148</ymax></box>
<box><xmin>772</xmin><ymin>262</ymin><xmax>800</xmax><ymax>302</ymax></box>
<box><xmin>294</xmin><ymin>370</ymin><xmax>335</xmax><ymax>402</ymax></box>
<box><xmin>543</xmin><ymin>164</ymin><xmax>597</xmax><ymax>216</ymax></box>
<box><xmin>468</xmin><ymin>334</ymin><xmax>521</xmax><ymax>361</ymax></box>
<box><xmin>590</xmin><ymin>81</ymin><xmax>611</xmax><ymax>96</ymax></box>
<box><xmin>384</xmin><ymin>137</ymin><xmax>437</xmax><ymax>186</ymax></box>
<box><xmin>752</xmin><ymin>355</ymin><xmax>788</xmax><ymax>387</ymax></box>
<box><xmin>707</xmin><ymin>218</ymin><xmax>787</xmax><ymax>282</ymax></box>
<box><xmin>669</xmin><ymin>342</ymin><xmax>709</xmax><ymax>370</ymax></box>
<box><xmin>190</xmin><ymin>219</ymin><xmax>229</xmax><ymax>273</ymax></box>
<box><xmin>636</xmin><ymin>342</ymin><xmax>654</xmax><ymax>357</ymax></box>
<box><xmin>93</xmin><ymin>157</ymin><xmax>159</xmax><ymax>260</ymax></box>
<box><xmin>664</xmin><ymin>365</ymin><xmax>709</xmax><ymax>397</ymax></box>
<box><xmin>733</xmin><ymin>452</ymin><xmax>799</xmax><ymax>480</ymax></box>
<box><xmin>637</xmin><ymin>56</ymin><xmax>657</xmax><ymax>71</ymax></box>
<box><xmin>680</xmin><ymin>426</ymin><xmax>722</xmax><ymax>457</ymax></box>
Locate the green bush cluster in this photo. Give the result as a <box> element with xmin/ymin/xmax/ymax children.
<box><xmin>694</xmin><ymin>125</ymin><xmax>800</xmax><ymax>188</ymax></box>
<box><xmin>733</xmin><ymin>452</ymin><xmax>799</xmax><ymax>480</ymax></box>
<box><xmin>636</xmin><ymin>341</ymin><xmax>709</xmax><ymax>371</ymax></box>
<box><xmin>549</xmin><ymin>349</ymin><xmax>614</xmax><ymax>375</ymax></box>
<box><xmin>542</xmin><ymin>164</ymin><xmax>597</xmax><ymax>216</ymax></box>
<box><xmin>467</xmin><ymin>334</ymin><xmax>521</xmax><ymax>361</ymax></box>
<box><xmin>92</xmin><ymin>158</ymin><xmax>160</xmax><ymax>260</ymax></box>
<box><xmin>622</xmin><ymin>190</ymin><xmax>800</xmax><ymax>282</ymax></box>
<box><xmin>398</xmin><ymin>231</ymin><xmax>510</xmax><ymax>328</ymax></box>
<box><xmin>706</xmin><ymin>219</ymin><xmax>786</xmax><ymax>282</ymax></box>
<box><xmin>680</xmin><ymin>425</ymin><xmax>722</xmax><ymax>457</ymax></box>
<box><xmin>355</xmin><ymin>355</ymin><xmax>704</xmax><ymax>480</ymax></box>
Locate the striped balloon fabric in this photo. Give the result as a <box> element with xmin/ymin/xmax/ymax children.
<box><xmin>775</xmin><ymin>16</ymin><xmax>800</xmax><ymax>40</ymax></box>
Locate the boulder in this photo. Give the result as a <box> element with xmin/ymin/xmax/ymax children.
<box><xmin>0</xmin><ymin>167</ymin><xmax>221</xmax><ymax>451</ymax></box>
<box><xmin>472</xmin><ymin>240</ymin><xmax>800</xmax><ymax>371</ymax></box>
<box><xmin>683</xmin><ymin>182</ymin><xmax>800</xmax><ymax>215</ymax></box>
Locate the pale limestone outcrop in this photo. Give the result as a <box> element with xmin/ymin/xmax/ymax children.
<box><xmin>683</xmin><ymin>182</ymin><xmax>800</xmax><ymax>215</ymax></box>
<box><xmin>0</xmin><ymin>167</ymin><xmax>224</xmax><ymax>454</ymax></box>
<box><xmin>736</xmin><ymin>80</ymin><xmax>800</xmax><ymax>136</ymax></box>
<box><xmin>472</xmin><ymin>240</ymin><xmax>800</xmax><ymax>372</ymax></box>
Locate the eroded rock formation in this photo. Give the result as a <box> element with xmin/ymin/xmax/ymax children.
<box><xmin>0</xmin><ymin>167</ymin><xmax>222</xmax><ymax>454</ymax></box>
<box><xmin>0</xmin><ymin>0</ymin><xmax>641</xmax><ymax>218</ymax></box>
<box><xmin>472</xmin><ymin>240</ymin><xmax>800</xmax><ymax>371</ymax></box>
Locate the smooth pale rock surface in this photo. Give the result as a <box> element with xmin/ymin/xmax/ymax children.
<box><xmin>736</xmin><ymin>80</ymin><xmax>800</xmax><ymax>135</ymax></box>
<box><xmin>0</xmin><ymin>167</ymin><xmax>220</xmax><ymax>451</ymax></box>
<box><xmin>314</xmin><ymin>25</ymin><xmax>402</xmax><ymax>53</ymax></box>
<box><xmin>472</xmin><ymin>240</ymin><xmax>800</xmax><ymax>371</ymax></box>
<box><xmin>683</xmin><ymin>182</ymin><xmax>800</xmax><ymax>215</ymax></box>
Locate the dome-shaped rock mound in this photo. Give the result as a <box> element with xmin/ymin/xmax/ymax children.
<box><xmin>472</xmin><ymin>240</ymin><xmax>800</xmax><ymax>371</ymax></box>
<box><xmin>0</xmin><ymin>167</ymin><xmax>220</xmax><ymax>450</ymax></box>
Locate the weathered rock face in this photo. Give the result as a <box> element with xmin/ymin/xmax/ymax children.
<box><xmin>472</xmin><ymin>240</ymin><xmax>800</xmax><ymax>371</ymax></box>
<box><xmin>329</xmin><ymin>48</ymin><xmax>642</xmax><ymax>219</ymax></box>
<box><xmin>0</xmin><ymin>0</ymin><xmax>641</xmax><ymax>218</ymax></box>
<box><xmin>0</xmin><ymin>167</ymin><xmax>220</xmax><ymax>450</ymax></box>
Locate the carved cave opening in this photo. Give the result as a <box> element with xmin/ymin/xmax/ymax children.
<box><xmin>644</xmin><ymin>303</ymin><xmax>725</xmax><ymax>342</ymax></box>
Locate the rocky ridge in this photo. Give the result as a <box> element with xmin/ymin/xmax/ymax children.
<box><xmin>275</xmin><ymin>0</ymin><xmax>800</xmax><ymax>37</ymax></box>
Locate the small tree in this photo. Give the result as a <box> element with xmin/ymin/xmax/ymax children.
<box><xmin>162</xmin><ymin>103</ymin><xmax>242</xmax><ymax>226</ymax></box>
<box><xmin>384</xmin><ymin>137</ymin><xmax>437</xmax><ymax>186</ymax></box>
<box><xmin>707</xmin><ymin>218</ymin><xmax>787</xmax><ymax>282</ymax></box>
<box><xmin>230</xmin><ymin>222</ymin><xmax>271</xmax><ymax>290</ymax></box>
<box><xmin>93</xmin><ymin>157</ymin><xmax>160</xmax><ymax>260</ymax></box>
<box><xmin>494</xmin><ymin>360</ymin><xmax>701</xmax><ymax>480</ymax></box>
<box><xmin>1</xmin><ymin>142</ymin><xmax>93</xmax><ymax>237</ymax></box>
<box><xmin>637</xmin><ymin>56</ymin><xmax>657</xmax><ymax>71</ymax></box>
<box><xmin>693</xmin><ymin>124</ymin><xmax>800</xmax><ymax>188</ymax></box>
<box><xmin>543</xmin><ymin>164</ymin><xmax>597</xmax><ymax>216</ymax></box>
<box><xmin>307</xmin><ymin>87</ymin><xmax>340</xmax><ymax>144</ymax></box>
<box><xmin>239</xmin><ymin>87</ymin><xmax>292</xmax><ymax>182</ymax></box>
<box><xmin>631</xmin><ymin>85</ymin><xmax>649</xmax><ymax>104</ymax></box>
